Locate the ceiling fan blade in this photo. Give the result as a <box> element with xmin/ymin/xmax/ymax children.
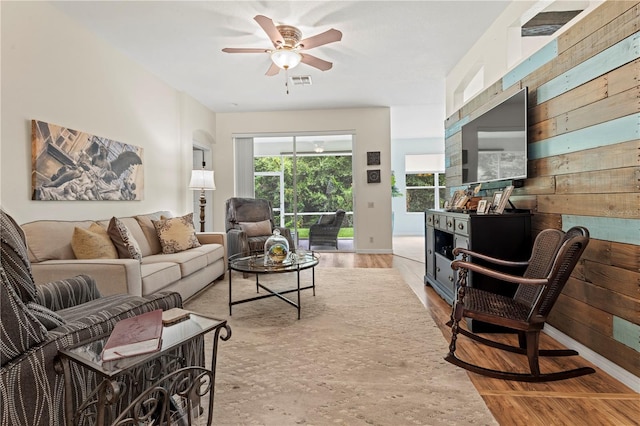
<box><xmin>298</xmin><ymin>28</ymin><xmax>342</xmax><ymax>50</ymax></box>
<box><xmin>254</xmin><ymin>15</ymin><xmax>285</xmax><ymax>47</ymax></box>
<box><xmin>222</xmin><ymin>47</ymin><xmax>269</xmax><ymax>54</ymax></box>
<box><xmin>300</xmin><ymin>53</ymin><xmax>333</xmax><ymax>71</ymax></box>
<box><xmin>265</xmin><ymin>62</ymin><xmax>281</xmax><ymax>76</ymax></box>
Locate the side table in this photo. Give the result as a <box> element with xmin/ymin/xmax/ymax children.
<box><xmin>56</xmin><ymin>312</ymin><xmax>231</xmax><ymax>426</ymax></box>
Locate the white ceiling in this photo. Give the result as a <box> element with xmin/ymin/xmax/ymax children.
<box><xmin>50</xmin><ymin>1</ymin><xmax>512</xmax><ymax>138</ymax></box>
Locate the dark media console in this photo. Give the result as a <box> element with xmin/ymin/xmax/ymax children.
<box><xmin>424</xmin><ymin>209</ymin><xmax>532</xmax><ymax>332</ymax></box>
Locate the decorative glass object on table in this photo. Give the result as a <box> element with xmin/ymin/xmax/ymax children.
<box><xmin>264</xmin><ymin>228</ymin><xmax>290</xmax><ymax>265</ymax></box>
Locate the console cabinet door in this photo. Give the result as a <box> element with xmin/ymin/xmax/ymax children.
<box><xmin>435</xmin><ymin>253</ymin><xmax>456</xmax><ymax>304</ymax></box>
<box><xmin>454</xmin><ymin>235</ymin><xmax>469</xmax><ymax>253</ymax></box>
<box><xmin>426</xmin><ymin>226</ymin><xmax>435</xmax><ymax>278</ymax></box>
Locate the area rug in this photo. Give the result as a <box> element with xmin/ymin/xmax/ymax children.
<box><xmin>185</xmin><ymin>267</ymin><xmax>497</xmax><ymax>426</ymax></box>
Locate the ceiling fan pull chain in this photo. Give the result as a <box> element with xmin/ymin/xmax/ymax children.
<box><xmin>285</xmin><ymin>67</ymin><xmax>290</xmax><ymax>95</ymax></box>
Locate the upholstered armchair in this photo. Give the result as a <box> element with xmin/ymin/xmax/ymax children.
<box><xmin>309</xmin><ymin>209</ymin><xmax>345</xmax><ymax>250</ymax></box>
<box><xmin>225</xmin><ymin>197</ymin><xmax>295</xmax><ymax>258</ymax></box>
<box><xmin>0</xmin><ymin>209</ymin><xmax>183</xmax><ymax>425</ymax></box>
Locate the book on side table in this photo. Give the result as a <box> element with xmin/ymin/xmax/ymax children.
<box><xmin>102</xmin><ymin>309</ymin><xmax>163</xmax><ymax>361</ymax></box>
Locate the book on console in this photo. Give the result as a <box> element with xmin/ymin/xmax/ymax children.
<box><xmin>102</xmin><ymin>309</ymin><xmax>163</xmax><ymax>361</ymax></box>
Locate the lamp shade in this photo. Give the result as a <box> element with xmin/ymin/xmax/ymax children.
<box><xmin>189</xmin><ymin>169</ymin><xmax>216</xmax><ymax>191</ymax></box>
<box><xmin>271</xmin><ymin>49</ymin><xmax>302</xmax><ymax>70</ymax></box>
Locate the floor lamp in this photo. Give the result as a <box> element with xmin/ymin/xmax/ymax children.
<box><xmin>189</xmin><ymin>168</ymin><xmax>216</xmax><ymax>232</ymax></box>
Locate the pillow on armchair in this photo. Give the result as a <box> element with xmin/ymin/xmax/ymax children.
<box><xmin>318</xmin><ymin>214</ymin><xmax>336</xmax><ymax>225</ymax></box>
<box><xmin>238</xmin><ymin>219</ymin><xmax>272</xmax><ymax>237</ymax></box>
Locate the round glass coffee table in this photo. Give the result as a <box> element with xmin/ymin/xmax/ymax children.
<box><xmin>228</xmin><ymin>252</ymin><xmax>319</xmax><ymax>319</ymax></box>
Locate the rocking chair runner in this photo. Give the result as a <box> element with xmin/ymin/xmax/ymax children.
<box><xmin>445</xmin><ymin>226</ymin><xmax>596</xmax><ymax>382</ymax></box>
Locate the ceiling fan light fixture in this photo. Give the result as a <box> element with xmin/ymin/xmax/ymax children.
<box><xmin>271</xmin><ymin>49</ymin><xmax>302</xmax><ymax>70</ymax></box>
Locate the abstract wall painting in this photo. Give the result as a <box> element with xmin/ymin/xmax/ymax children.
<box><xmin>31</xmin><ymin>120</ymin><xmax>144</xmax><ymax>201</ymax></box>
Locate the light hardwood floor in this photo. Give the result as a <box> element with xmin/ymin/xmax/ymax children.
<box><xmin>315</xmin><ymin>248</ymin><xmax>638</xmax><ymax>426</ymax></box>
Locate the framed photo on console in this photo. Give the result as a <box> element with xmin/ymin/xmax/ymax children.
<box><xmin>476</xmin><ymin>199</ymin><xmax>488</xmax><ymax>215</ymax></box>
<box><xmin>491</xmin><ymin>191</ymin><xmax>503</xmax><ymax>213</ymax></box>
<box><xmin>495</xmin><ymin>185</ymin><xmax>514</xmax><ymax>214</ymax></box>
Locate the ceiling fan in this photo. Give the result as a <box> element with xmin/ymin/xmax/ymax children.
<box><xmin>222</xmin><ymin>15</ymin><xmax>342</xmax><ymax>76</ymax></box>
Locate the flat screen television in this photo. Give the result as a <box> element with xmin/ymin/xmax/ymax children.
<box><xmin>461</xmin><ymin>87</ymin><xmax>528</xmax><ymax>186</ymax></box>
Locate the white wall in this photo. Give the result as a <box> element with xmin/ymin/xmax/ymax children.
<box><xmin>446</xmin><ymin>0</ymin><xmax>603</xmax><ymax>115</ymax></box>
<box><xmin>215</xmin><ymin>108</ymin><xmax>392</xmax><ymax>253</ymax></box>
<box><xmin>0</xmin><ymin>1</ymin><xmax>216</xmax><ymax>224</ymax></box>
<box><xmin>391</xmin><ymin>137</ymin><xmax>444</xmax><ymax>235</ymax></box>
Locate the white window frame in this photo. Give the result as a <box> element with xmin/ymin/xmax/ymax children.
<box><xmin>405</xmin><ymin>171</ymin><xmax>446</xmax><ymax>212</ymax></box>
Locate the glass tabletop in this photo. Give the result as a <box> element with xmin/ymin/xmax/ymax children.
<box><xmin>229</xmin><ymin>252</ymin><xmax>319</xmax><ymax>274</ymax></box>
<box><xmin>59</xmin><ymin>313</ymin><xmax>225</xmax><ymax>377</ymax></box>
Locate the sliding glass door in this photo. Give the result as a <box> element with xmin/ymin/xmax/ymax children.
<box><xmin>252</xmin><ymin>134</ymin><xmax>354</xmax><ymax>251</ymax></box>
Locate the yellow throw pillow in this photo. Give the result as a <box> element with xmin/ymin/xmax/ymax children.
<box><xmin>71</xmin><ymin>223</ymin><xmax>118</xmax><ymax>259</ymax></box>
<box><xmin>152</xmin><ymin>213</ymin><xmax>201</xmax><ymax>254</ymax></box>
<box><xmin>238</xmin><ymin>219</ymin><xmax>272</xmax><ymax>237</ymax></box>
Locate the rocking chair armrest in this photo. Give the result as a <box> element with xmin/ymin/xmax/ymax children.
<box><xmin>453</xmin><ymin>247</ymin><xmax>530</xmax><ymax>269</ymax></box>
<box><xmin>451</xmin><ymin>259</ymin><xmax>549</xmax><ymax>287</ymax></box>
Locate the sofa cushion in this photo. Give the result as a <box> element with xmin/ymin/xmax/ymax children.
<box><xmin>108</xmin><ymin>217</ymin><xmax>142</xmax><ymax>261</ymax></box>
<box><xmin>1</xmin><ymin>210</ymin><xmax>38</xmax><ymax>303</ymax></box>
<box><xmin>1</xmin><ymin>268</ymin><xmax>47</xmax><ymax>367</ymax></box>
<box><xmin>71</xmin><ymin>223</ymin><xmax>118</xmax><ymax>259</ymax></box>
<box><xmin>152</xmin><ymin>213</ymin><xmax>201</xmax><ymax>254</ymax></box>
<box><xmin>191</xmin><ymin>243</ymin><xmax>225</xmax><ymax>265</ymax></box>
<box><xmin>135</xmin><ymin>211</ymin><xmax>173</xmax><ymax>256</ymax></box>
<box><xmin>239</xmin><ymin>219</ymin><xmax>272</xmax><ymax>237</ymax></box>
<box><xmin>25</xmin><ymin>302</ymin><xmax>66</xmax><ymax>330</ymax></box>
<box><xmin>140</xmin><ymin>262</ymin><xmax>182</xmax><ymax>294</ymax></box>
<box><xmin>144</xmin><ymin>250</ymin><xmax>208</xmax><ymax>278</ymax></box>
<box><xmin>21</xmin><ymin>219</ymin><xmax>95</xmax><ymax>263</ymax></box>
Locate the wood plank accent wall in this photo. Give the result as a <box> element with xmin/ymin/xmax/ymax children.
<box><xmin>444</xmin><ymin>0</ymin><xmax>640</xmax><ymax>376</ymax></box>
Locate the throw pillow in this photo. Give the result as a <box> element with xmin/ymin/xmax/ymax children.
<box><xmin>238</xmin><ymin>219</ymin><xmax>272</xmax><ymax>237</ymax></box>
<box><xmin>71</xmin><ymin>223</ymin><xmax>118</xmax><ymax>259</ymax></box>
<box><xmin>318</xmin><ymin>214</ymin><xmax>335</xmax><ymax>225</ymax></box>
<box><xmin>25</xmin><ymin>301</ymin><xmax>66</xmax><ymax>330</ymax></box>
<box><xmin>1</xmin><ymin>267</ymin><xmax>47</xmax><ymax>367</ymax></box>
<box><xmin>152</xmin><ymin>213</ymin><xmax>201</xmax><ymax>254</ymax></box>
<box><xmin>107</xmin><ymin>217</ymin><xmax>142</xmax><ymax>261</ymax></box>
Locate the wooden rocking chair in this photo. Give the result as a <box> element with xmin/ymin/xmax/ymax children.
<box><xmin>445</xmin><ymin>226</ymin><xmax>596</xmax><ymax>382</ymax></box>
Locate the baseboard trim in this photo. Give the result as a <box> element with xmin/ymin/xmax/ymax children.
<box><xmin>356</xmin><ymin>249</ymin><xmax>393</xmax><ymax>254</ymax></box>
<box><xmin>543</xmin><ymin>325</ymin><xmax>639</xmax><ymax>392</ymax></box>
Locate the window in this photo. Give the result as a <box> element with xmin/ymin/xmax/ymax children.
<box><xmin>406</xmin><ymin>173</ymin><xmax>446</xmax><ymax>212</ymax></box>
<box><xmin>404</xmin><ymin>154</ymin><xmax>446</xmax><ymax>212</ymax></box>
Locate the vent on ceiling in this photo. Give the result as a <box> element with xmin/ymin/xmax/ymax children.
<box><xmin>521</xmin><ymin>10</ymin><xmax>582</xmax><ymax>37</ymax></box>
<box><xmin>290</xmin><ymin>75</ymin><xmax>313</xmax><ymax>86</ymax></box>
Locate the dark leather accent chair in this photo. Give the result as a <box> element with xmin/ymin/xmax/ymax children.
<box><xmin>225</xmin><ymin>197</ymin><xmax>294</xmax><ymax>258</ymax></box>
<box><xmin>308</xmin><ymin>209</ymin><xmax>345</xmax><ymax>250</ymax></box>
<box><xmin>445</xmin><ymin>226</ymin><xmax>595</xmax><ymax>382</ymax></box>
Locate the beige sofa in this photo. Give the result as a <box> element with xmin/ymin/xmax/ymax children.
<box><xmin>20</xmin><ymin>211</ymin><xmax>226</xmax><ymax>301</ymax></box>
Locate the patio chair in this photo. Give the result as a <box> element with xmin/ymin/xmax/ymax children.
<box><xmin>445</xmin><ymin>226</ymin><xmax>595</xmax><ymax>382</ymax></box>
<box><xmin>308</xmin><ymin>209</ymin><xmax>345</xmax><ymax>250</ymax></box>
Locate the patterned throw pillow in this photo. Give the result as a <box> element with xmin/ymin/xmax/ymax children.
<box><xmin>238</xmin><ymin>219</ymin><xmax>273</xmax><ymax>237</ymax></box>
<box><xmin>107</xmin><ymin>217</ymin><xmax>142</xmax><ymax>261</ymax></box>
<box><xmin>71</xmin><ymin>223</ymin><xmax>118</xmax><ymax>259</ymax></box>
<box><xmin>152</xmin><ymin>213</ymin><xmax>201</xmax><ymax>254</ymax></box>
<box><xmin>1</xmin><ymin>267</ymin><xmax>47</xmax><ymax>367</ymax></box>
<box><xmin>25</xmin><ymin>301</ymin><xmax>66</xmax><ymax>330</ymax></box>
